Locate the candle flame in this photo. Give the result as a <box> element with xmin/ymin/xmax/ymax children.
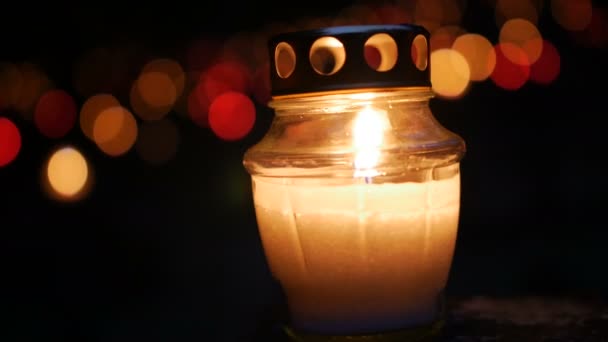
<box><xmin>353</xmin><ymin>107</ymin><xmax>390</xmax><ymax>178</ymax></box>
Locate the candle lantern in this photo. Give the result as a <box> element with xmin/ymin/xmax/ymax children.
<box><xmin>243</xmin><ymin>24</ymin><xmax>465</xmax><ymax>340</ymax></box>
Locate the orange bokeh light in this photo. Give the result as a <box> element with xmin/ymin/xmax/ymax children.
<box><xmin>34</xmin><ymin>89</ymin><xmax>77</xmax><ymax>139</ymax></box>
<box><xmin>0</xmin><ymin>117</ymin><xmax>21</xmax><ymax>167</ymax></box>
<box><xmin>80</xmin><ymin>94</ymin><xmax>121</xmax><ymax>141</ymax></box>
<box><xmin>93</xmin><ymin>106</ymin><xmax>138</xmax><ymax>157</ymax></box>
<box><xmin>499</xmin><ymin>18</ymin><xmax>544</xmax><ymax>65</ymax></box>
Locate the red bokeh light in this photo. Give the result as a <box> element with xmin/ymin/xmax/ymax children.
<box><xmin>201</xmin><ymin>61</ymin><xmax>251</xmax><ymax>102</ymax></box>
<box><xmin>0</xmin><ymin>117</ymin><xmax>21</xmax><ymax>167</ymax></box>
<box><xmin>491</xmin><ymin>43</ymin><xmax>530</xmax><ymax>91</ymax></box>
<box><xmin>208</xmin><ymin>91</ymin><xmax>256</xmax><ymax>141</ymax></box>
<box><xmin>530</xmin><ymin>40</ymin><xmax>561</xmax><ymax>85</ymax></box>
<box><xmin>34</xmin><ymin>89</ymin><xmax>77</xmax><ymax>139</ymax></box>
<box><xmin>187</xmin><ymin>82</ymin><xmax>211</xmax><ymax>128</ymax></box>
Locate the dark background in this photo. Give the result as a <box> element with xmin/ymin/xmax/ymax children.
<box><xmin>1</xmin><ymin>1</ymin><xmax>607</xmax><ymax>341</ymax></box>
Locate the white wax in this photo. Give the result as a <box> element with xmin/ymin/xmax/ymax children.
<box><xmin>252</xmin><ymin>173</ymin><xmax>461</xmax><ymax>334</ymax></box>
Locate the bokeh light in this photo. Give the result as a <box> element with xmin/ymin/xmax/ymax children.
<box><xmin>571</xmin><ymin>7</ymin><xmax>608</xmax><ymax>48</ymax></box>
<box><xmin>431</xmin><ymin>48</ymin><xmax>471</xmax><ymax>99</ymax></box>
<box><xmin>130</xmin><ymin>72</ymin><xmax>177</xmax><ymax>121</ymax></box>
<box><xmin>135</xmin><ymin>119</ymin><xmax>180</xmax><ymax>165</ymax></box>
<box><xmin>201</xmin><ymin>60</ymin><xmax>251</xmax><ymax>102</ymax></box>
<box><xmin>499</xmin><ymin>18</ymin><xmax>543</xmax><ymax>65</ymax></box>
<box><xmin>80</xmin><ymin>94</ymin><xmax>121</xmax><ymax>141</ymax></box>
<box><xmin>130</xmin><ymin>58</ymin><xmax>185</xmax><ymax>121</ymax></box>
<box><xmin>491</xmin><ymin>43</ymin><xmax>531</xmax><ymax>90</ymax></box>
<box><xmin>12</xmin><ymin>63</ymin><xmax>52</xmax><ymax>119</ymax></box>
<box><xmin>0</xmin><ymin>63</ymin><xmax>22</xmax><ymax>110</ymax></box>
<box><xmin>452</xmin><ymin>34</ymin><xmax>496</xmax><ymax>81</ymax></box>
<box><xmin>45</xmin><ymin>146</ymin><xmax>90</xmax><ymax>200</ymax></box>
<box><xmin>187</xmin><ymin>82</ymin><xmax>212</xmax><ymax>128</ymax></box>
<box><xmin>551</xmin><ymin>0</ymin><xmax>593</xmax><ymax>31</ymax></box>
<box><xmin>93</xmin><ymin>106</ymin><xmax>138</xmax><ymax>157</ymax></box>
<box><xmin>530</xmin><ymin>40</ymin><xmax>561</xmax><ymax>85</ymax></box>
<box><xmin>495</xmin><ymin>0</ymin><xmax>539</xmax><ymax>28</ymax></box>
<box><xmin>0</xmin><ymin>117</ymin><xmax>21</xmax><ymax>167</ymax></box>
<box><xmin>430</xmin><ymin>25</ymin><xmax>466</xmax><ymax>51</ymax></box>
<box><xmin>414</xmin><ymin>0</ymin><xmax>444</xmax><ymax>33</ymax></box>
<box><xmin>208</xmin><ymin>91</ymin><xmax>256</xmax><ymax>141</ymax></box>
<box><xmin>34</xmin><ymin>89</ymin><xmax>77</xmax><ymax>139</ymax></box>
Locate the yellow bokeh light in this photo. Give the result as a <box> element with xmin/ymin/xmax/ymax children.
<box><xmin>93</xmin><ymin>106</ymin><xmax>138</xmax><ymax>157</ymax></box>
<box><xmin>452</xmin><ymin>33</ymin><xmax>497</xmax><ymax>81</ymax></box>
<box><xmin>46</xmin><ymin>147</ymin><xmax>89</xmax><ymax>198</ymax></box>
<box><xmin>551</xmin><ymin>0</ymin><xmax>593</xmax><ymax>31</ymax></box>
<box><xmin>499</xmin><ymin>18</ymin><xmax>543</xmax><ymax>65</ymax></box>
<box><xmin>431</xmin><ymin>48</ymin><xmax>471</xmax><ymax>99</ymax></box>
<box><xmin>80</xmin><ymin>94</ymin><xmax>120</xmax><ymax>141</ymax></box>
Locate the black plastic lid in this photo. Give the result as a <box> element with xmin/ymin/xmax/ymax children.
<box><xmin>268</xmin><ymin>24</ymin><xmax>431</xmax><ymax>98</ymax></box>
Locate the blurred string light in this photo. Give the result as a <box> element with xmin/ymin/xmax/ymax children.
<box><xmin>44</xmin><ymin>146</ymin><xmax>91</xmax><ymax>201</ymax></box>
<box><xmin>1</xmin><ymin>0</ymin><xmax>601</xmax><ymax>202</ymax></box>
<box><xmin>0</xmin><ymin>117</ymin><xmax>22</xmax><ymax>167</ymax></box>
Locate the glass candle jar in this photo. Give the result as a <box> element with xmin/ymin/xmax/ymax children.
<box><xmin>243</xmin><ymin>24</ymin><xmax>465</xmax><ymax>339</ymax></box>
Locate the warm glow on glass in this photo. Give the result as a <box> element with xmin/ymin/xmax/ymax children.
<box><xmin>353</xmin><ymin>107</ymin><xmax>390</xmax><ymax>177</ymax></box>
<box><xmin>46</xmin><ymin>147</ymin><xmax>89</xmax><ymax>198</ymax></box>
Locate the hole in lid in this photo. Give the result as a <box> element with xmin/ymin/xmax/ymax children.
<box><xmin>309</xmin><ymin>37</ymin><xmax>346</xmax><ymax>76</ymax></box>
<box><xmin>364</xmin><ymin>33</ymin><xmax>398</xmax><ymax>72</ymax></box>
<box><xmin>411</xmin><ymin>34</ymin><xmax>429</xmax><ymax>71</ymax></box>
<box><xmin>275</xmin><ymin>42</ymin><xmax>296</xmax><ymax>79</ymax></box>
